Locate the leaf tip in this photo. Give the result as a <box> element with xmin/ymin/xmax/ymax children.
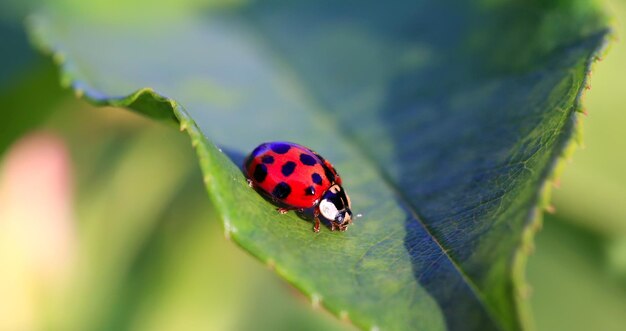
<box><xmin>60</xmin><ymin>73</ymin><xmax>72</xmax><ymax>89</ymax></box>
<box><xmin>517</xmin><ymin>283</ymin><xmax>533</xmax><ymax>301</ymax></box>
<box><xmin>575</xmin><ymin>107</ymin><xmax>589</xmax><ymax>116</ymax></box>
<box><xmin>74</xmin><ymin>88</ymin><xmax>84</xmax><ymax>98</ymax></box>
<box><xmin>52</xmin><ymin>52</ymin><xmax>65</xmax><ymax>64</ymax></box>
<box><xmin>223</xmin><ymin>220</ymin><xmax>238</xmax><ymax>240</ymax></box>
<box><xmin>310</xmin><ymin>293</ymin><xmax>322</xmax><ymax>309</ymax></box>
<box><xmin>266</xmin><ymin>258</ymin><xmax>276</xmax><ymax>270</ymax></box>
<box><xmin>339</xmin><ymin>310</ymin><xmax>350</xmax><ymax>322</ymax></box>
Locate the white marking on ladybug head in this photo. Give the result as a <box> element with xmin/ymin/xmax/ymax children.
<box><xmin>320</xmin><ymin>199</ymin><xmax>339</xmax><ymax>220</ymax></box>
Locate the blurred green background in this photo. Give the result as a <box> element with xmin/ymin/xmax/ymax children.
<box><xmin>526</xmin><ymin>0</ymin><xmax>626</xmax><ymax>330</ymax></box>
<box><xmin>0</xmin><ymin>1</ymin><xmax>625</xmax><ymax>331</ymax></box>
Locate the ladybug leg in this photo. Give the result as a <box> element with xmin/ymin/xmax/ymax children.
<box><xmin>246</xmin><ymin>178</ymin><xmax>254</xmax><ymax>188</ymax></box>
<box><xmin>313</xmin><ymin>208</ymin><xmax>321</xmax><ymax>233</ymax></box>
<box><xmin>277</xmin><ymin>207</ymin><xmax>289</xmax><ymax>215</ymax></box>
<box><xmin>314</xmin><ymin>218</ymin><xmax>321</xmax><ymax>233</ymax></box>
<box><xmin>339</xmin><ymin>219</ymin><xmax>351</xmax><ymax>231</ymax></box>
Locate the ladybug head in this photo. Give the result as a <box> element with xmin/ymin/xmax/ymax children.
<box><xmin>319</xmin><ymin>184</ymin><xmax>353</xmax><ymax>228</ymax></box>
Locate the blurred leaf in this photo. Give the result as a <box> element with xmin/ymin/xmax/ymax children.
<box><xmin>0</xmin><ymin>0</ymin><xmax>42</xmax><ymax>85</ymax></box>
<box><xmin>0</xmin><ymin>10</ymin><xmax>66</xmax><ymax>154</ymax></box>
<box><xmin>528</xmin><ymin>215</ymin><xmax>626</xmax><ymax>331</ymax></box>
<box><xmin>0</xmin><ymin>0</ymin><xmax>43</xmax><ymax>23</ymax></box>
<box><xmin>607</xmin><ymin>236</ymin><xmax>626</xmax><ymax>280</ymax></box>
<box><xmin>29</xmin><ymin>1</ymin><xmax>610</xmax><ymax>330</ymax></box>
<box><xmin>20</xmin><ymin>103</ymin><xmax>199</xmax><ymax>330</ymax></box>
<box><xmin>0</xmin><ymin>21</ymin><xmax>36</xmax><ymax>88</ymax></box>
<box><xmin>0</xmin><ymin>132</ymin><xmax>75</xmax><ymax>331</ymax></box>
<box><xmin>0</xmin><ymin>61</ymin><xmax>67</xmax><ymax>155</ymax></box>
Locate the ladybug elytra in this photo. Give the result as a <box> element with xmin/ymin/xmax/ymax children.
<box><xmin>244</xmin><ymin>142</ymin><xmax>353</xmax><ymax>232</ymax></box>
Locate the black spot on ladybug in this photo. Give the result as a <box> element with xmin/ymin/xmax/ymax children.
<box><xmin>246</xmin><ymin>145</ymin><xmax>268</xmax><ymax>168</ymax></box>
<box><xmin>272</xmin><ymin>182</ymin><xmax>291</xmax><ymax>199</ymax></box>
<box><xmin>249</xmin><ymin>145</ymin><xmax>265</xmax><ymax>159</ymax></box>
<box><xmin>253</xmin><ymin>164</ymin><xmax>268</xmax><ymax>183</ymax></box>
<box><xmin>323</xmin><ymin>166</ymin><xmax>336</xmax><ymax>183</ymax></box>
<box><xmin>261</xmin><ymin>155</ymin><xmax>274</xmax><ymax>164</ymax></box>
<box><xmin>270</xmin><ymin>143</ymin><xmax>291</xmax><ymax>154</ymax></box>
<box><xmin>312</xmin><ymin>173</ymin><xmax>323</xmax><ymax>185</ymax></box>
<box><xmin>281</xmin><ymin>161</ymin><xmax>296</xmax><ymax>176</ymax></box>
<box><xmin>305</xmin><ymin>186</ymin><xmax>316</xmax><ymax>196</ymax></box>
<box><xmin>299</xmin><ymin>153</ymin><xmax>317</xmax><ymax>166</ymax></box>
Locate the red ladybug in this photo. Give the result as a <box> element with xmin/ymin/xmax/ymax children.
<box><xmin>244</xmin><ymin>142</ymin><xmax>353</xmax><ymax>232</ymax></box>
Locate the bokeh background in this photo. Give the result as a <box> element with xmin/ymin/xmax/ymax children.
<box><xmin>0</xmin><ymin>0</ymin><xmax>625</xmax><ymax>330</ymax></box>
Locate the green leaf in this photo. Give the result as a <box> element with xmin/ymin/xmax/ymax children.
<box><xmin>0</xmin><ymin>61</ymin><xmax>66</xmax><ymax>155</ymax></box>
<box><xmin>28</xmin><ymin>1</ymin><xmax>610</xmax><ymax>330</ymax></box>
<box><xmin>551</xmin><ymin>0</ymin><xmax>626</xmax><ymax>237</ymax></box>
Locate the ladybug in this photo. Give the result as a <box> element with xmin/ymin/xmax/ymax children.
<box><xmin>243</xmin><ymin>141</ymin><xmax>353</xmax><ymax>232</ymax></box>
